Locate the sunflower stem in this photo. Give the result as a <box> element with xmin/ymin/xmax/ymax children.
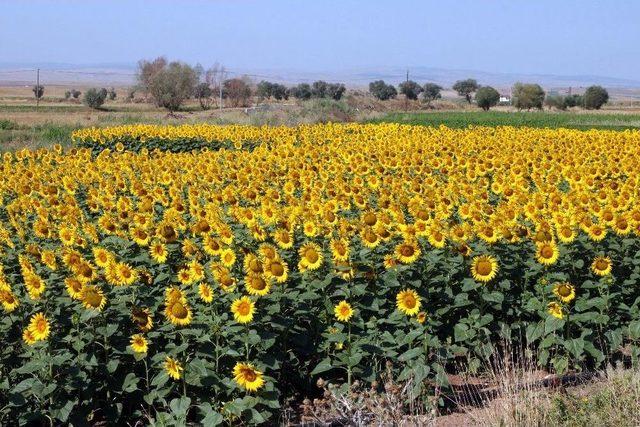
<box><xmin>347</xmin><ymin>322</ymin><xmax>352</xmax><ymax>388</ymax></box>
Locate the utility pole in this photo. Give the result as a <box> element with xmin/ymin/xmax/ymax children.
<box><xmin>36</xmin><ymin>68</ymin><xmax>40</xmax><ymax>108</ymax></box>
<box><xmin>404</xmin><ymin>69</ymin><xmax>409</xmax><ymax>112</ymax></box>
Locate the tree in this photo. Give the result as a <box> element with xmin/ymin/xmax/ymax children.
<box><xmin>422</xmin><ymin>83</ymin><xmax>442</xmax><ymax>106</ymax></box>
<box><xmin>271</xmin><ymin>84</ymin><xmax>288</xmax><ymax>100</ymax></box>
<box><xmin>107</xmin><ymin>87</ymin><xmax>117</xmax><ymax>101</ymax></box>
<box><xmin>398</xmin><ymin>80</ymin><xmax>423</xmax><ymax>100</ymax></box>
<box><xmin>83</xmin><ymin>88</ymin><xmax>108</xmax><ymax>109</ymax></box>
<box><xmin>369</xmin><ymin>80</ymin><xmax>397</xmax><ymax>101</ymax></box>
<box><xmin>327</xmin><ymin>83</ymin><xmax>346</xmax><ymax>100</ymax></box>
<box><xmin>452</xmin><ymin>79</ymin><xmax>479</xmax><ymax>103</ymax></box>
<box><xmin>512</xmin><ymin>82</ymin><xmax>545</xmax><ymax>110</ymax></box>
<box><xmin>290</xmin><ymin>83</ymin><xmax>312</xmax><ymax>100</ymax></box>
<box><xmin>136</xmin><ymin>56</ymin><xmax>167</xmax><ymax>96</ymax></box>
<box><xmin>194</xmin><ymin>82</ymin><xmax>214</xmax><ymax>110</ymax></box>
<box><xmin>475</xmin><ymin>86</ymin><xmax>500</xmax><ymax>111</ymax></box>
<box><xmin>256</xmin><ymin>81</ymin><xmax>274</xmax><ymax>100</ymax></box>
<box><xmin>71</xmin><ymin>89</ymin><xmax>82</xmax><ymax>99</ymax></box>
<box><xmin>564</xmin><ymin>94</ymin><xmax>583</xmax><ymax>108</ymax></box>
<box><xmin>147</xmin><ymin>61</ymin><xmax>199</xmax><ymax>111</ymax></box>
<box><xmin>311</xmin><ymin>81</ymin><xmax>329</xmax><ymax>98</ymax></box>
<box><xmin>544</xmin><ymin>94</ymin><xmax>567</xmax><ymax>111</ymax></box>
<box><xmin>583</xmin><ymin>85</ymin><xmax>609</xmax><ymax>110</ymax></box>
<box><xmin>32</xmin><ymin>85</ymin><xmax>44</xmax><ymax>100</ymax></box>
<box><xmin>223</xmin><ymin>78</ymin><xmax>253</xmax><ymax>107</ymax></box>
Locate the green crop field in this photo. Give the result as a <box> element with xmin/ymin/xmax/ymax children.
<box><xmin>371</xmin><ymin>110</ymin><xmax>640</xmax><ymax>130</ymax></box>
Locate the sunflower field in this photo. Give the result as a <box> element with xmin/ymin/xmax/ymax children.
<box><xmin>2</xmin><ymin>123</ymin><xmax>640</xmax><ymax>424</ymax></box>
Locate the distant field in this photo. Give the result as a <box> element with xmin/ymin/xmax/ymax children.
<box><xmin>371</xmin><ymin>111</ymin><xmax>640</xmax><ymax>130</ymax></box>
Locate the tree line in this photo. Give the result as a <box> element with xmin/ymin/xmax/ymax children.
<box><xmin>30</xmin><ymin>57</ymin><xmax>611</xmax><ymax>112</ymax></box>
<box><xmin>370</xmin><ymin>78</ymin><xmax>610</xmax><ymax>111</ymax></box>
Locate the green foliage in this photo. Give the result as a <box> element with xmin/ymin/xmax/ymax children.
<box><xmin>369</xmin><ymin>111</ymin><xmax>640</xmax><ymax>131</ymax></box>
<box><xmin>398</xmin><ymin>80</ymin><xmax>423</xmax><ymax>101</ymax></box>
<box><xmin>564</xmin><ymin>94</ymin><xmax>583</xmax><ymax>108</ymax></box>
<box><xmin>83</xmin><ymin>88</ymin><xmax>108</xmax><ymax>110</ymax></box>
<box><xmin>108</xmin><ymin>88</ymin><xmax>117</xmax><ymax>101</ymax></box>
<box><xmin>475</xmin><ymin>86</ymin><xmax>500</xmax><ymax>111</ymax></box>
<box><xmin>290</xmin><ymin>83</ymin><xmax>312</xmax><ymax>100</ymax></box>
<box><xmin>422</xmin><ymin>83</ymin><xmax>443</xmax><ymax>106</ymax></box>
<box><xmin>194</xmin><ymin>82</ymin><xmax>214</xmax><ymax>110</ymax></box>
<box><xmin>311</xmin><ymin>81</ymin><xmax>346</xmax><ymax>101</ymax></box>
<box><xmin>148</xmin><ymin>62</ymin><xmax>199</xmax><ymax>111</ymax></box>
<box><xmin>544</xmin><ymin>94</ymin><xmax>567</xmax><ymax>111</ymax></box>
<box><xmin>32</xmin><ymin>85</ymin><xmax>45</xmax><ymax>100</ymax></box>
<box><xmin>452</xmin><ymin>79</ymin><xmax>479</xmax><ymax>103</ymax></box>
<box><xmin>369</xmin><ymin>80</ymin><xmax>398</xmax><ymax>101</ymax></box>
<box><xmin>583</xmin><ymin>86</ymin><xmax>609</xmax><ymax>110</ymax></box>
<box><xmin>223</xmin><ymin>78</ymin><xmax>253</xmax><ymax>107</ymax></box>
<box><xmin>512</xmin><ymin>83</ymin><xmax>546</xmax><ymax>110</ymax></box>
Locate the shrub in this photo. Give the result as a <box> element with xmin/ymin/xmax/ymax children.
<box><xmin>107</xmin><ymin>88</ymin><xmax>117</xmax><ymax>101</ymax></box>
<box><xmin>71</xmin><ymin>89</ymin><xmax>82</xmax><ymax>99</ymax></box>
<box><xmin>290</xmin><ymin>83</ymin><xmax>312</xmax><ymax>100</ymax></box>
<box><xmin>83</xmin><ymin>88</ymin><xmax>108</xmax><ymax>109</ymax></box>
<box><xmin>422</xmin><ymin>83</ymin><xmax>443</xmax><ymax>106</ymax></box>
<box><xmin>452</xmin><ymin>79</ymin><xmax>479</xmax><ymax>103</ymax></box>
<box><xmin>564</xmin><ymin>94</ymin><xmax>583</xmax><ymax>108</ymax></box>
<box><xmin>327</xmin><ymin>83</ymin><xmax>346</xmax><ymax>101</ymax></box>
<box><xmin>398</xmin><ymin>80</ymin><xmax>423</xmax><ymax>100</ymax></box>
<box><xmin>475</xmin><ymin>86</ymin><xmax>500</xmax><ymax>111</ymax></box>
<box><xmin>32</xmin><ymin>85</ymin><xmax>44</xmax><ymax>100</ymax></box>
<box><xmin>223</xmin><ymin>78</ymin><xmax>253</xmax><ymax>107</ymax></box>
<box><xmin>545</xmin><ymin>94</ymin><xmax>567</xmax><ymax>111</ymax></box>
<box><xmin>148</xmin><ymin>62</ymin><xmax>199</xmax><ymax>111</ymax></box>
<box><xmin>369</xmin><ymin>80</ymin><xmax>397</xmax><ymax>101</ymax></box>
<box><xmin>64</xmin><ymin>91</ymin><xmax>71</xmax><ymax>100</ymax></box>
<box><xmin>512</xmin><ymin>83</ymin><xmax>545</xmax><ymax>110</ymax></box>
<box><xmin>583</xmin><ymin>86</ymin><xmax>609</xmax><ymax>110</ymax></box>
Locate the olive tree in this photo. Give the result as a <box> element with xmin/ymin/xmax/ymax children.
<box><xmin>512</xmin><ymin>82</ymin><xmax>545</xmax><ymax>110</ymax></box>
<box><xmin>475</xmin><ymin>86</ymin><xmax>500</xmax><ymax>111</ymax></box>
<box><xmin>147</xmin><ymin>62</ymin><xmax>199</xmax><ymax>111</ymax></box>
<box><xmin>452</xmin><ymin>79</ymin><xmax>479</xmax><ymax>103</ymax></box>
<box><xmin>83</xmin><ymin>88</ymin><xmax>108</xmax><ymax>109</ymax></box>
<box><xmin>422</xmin><ymin>83</ymin><xmax>442</xmax><ymax>106</ymax></box>
<box><xmin>583</xmin><ymin>86</ymin><xmax>609</xmax><ymax>110</ymax></box>
<box><xmin>398</xmin><ymin>80</ymin><xmax>423</xmax><ymax>100</ymax></box>
<box><xmin>369</xmin><ymin>80</ymin><xmax>397</xmax><ymax>101</ymax></box>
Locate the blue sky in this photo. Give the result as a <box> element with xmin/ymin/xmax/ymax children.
<box><xmin>1</xmin><ymin>0</ymin><xmax>639</xmax><ymax>79</ymax></box>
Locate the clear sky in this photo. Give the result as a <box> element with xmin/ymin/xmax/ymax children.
<box><xmin>1</xmin><ymin>0</ymin><xmax>639</xmax><ymax>79</ymax></box>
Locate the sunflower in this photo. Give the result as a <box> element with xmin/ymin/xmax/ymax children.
<box><xmin>188</xmin><ymin>260</ymin><xmax>205</xmax><ymax>283</ymax></box>
<box><xmin>547</xmin><ymin>302</ymin><xmax>564</xmax><ymax>319</ymax></box>
<box><xmin>586</xmin><ymin>224</ymin><xmax>607</xmax><ymax>242</ymax></box>
<box><xmin>92</xmin><ymin>247</ymin><xmax>113</xmax><ymax>268</ymax></box>
<box><xmin>330</xmin><ymin>239</ymin><xmax>350</xmax><ymax>262</ymax></box>
<box><xmin>203</xmin><ymin>236</ymin><xmax>223</xmax><ymax>256</ymax></box>
<box><xmin>130</xmin><ymin>334</ymin><xmax>148</xmax><ymax>353</ymax></box>
<box><xmin>0</xmin><ymin>289</ymin><xmax>19</xmax><ymax>312</ymax></box>
<box><xmin>231</xmin><ymin>296</ymin><xmax>255</xmax><ymax>323</ymax></box>
<box><xmin>553</xmin><ymin>282</ymin><xmax>576</xmax><ymax>303</ymax></box>
<box><xmin>396</xmin><ymin>289</ymin><xmax>421</xmax><ymax>316</ymax></box>
<box><xmin>114</xmin><ymin>262</ymin><xmax>137</xmax><ymax>286</ymax></box>
<box><xmin>243</xmin><ymin>253</ymin><xmax>264</xmax><ymax>275</ymax></box>
<box><xmin>220</xmin><ymin>248</ymin><xmax>237</xmax><ymax>268</ymax></box>
<box><xmin>65</xmin><ymin>277</ymin><xmax>84</xmax><ymax>299</ymax></box>
<box><xmin>535</xmin><ymin>241</ymin><xmax>559</xmax><ymax>265</ymax></box>
<box><xmin>233</xmin><ymin>362</ymin><xmax>265</xmax><ymax>392</ymax></box>
<box><xmin>334</xmin><ymin>300</ymin><xmax>354</xmax><ymax>322</ymax></box>
<box><xmin>556</xmin><ymin>226</ymin><xmax>576</xmax><ymax>244</ymax></box>
<box><xmin>245</xmin><ymin>274</ymin><xmax>271</xmax><ymax>296</ymax></box>
<box><xmin>164</xmin><ymin>357</ymin><xmax>183</xmax><ymax>380</ymax></box>
<box><xmin>416</xmin><ymin>312</ymin><xmax>427</xmax><ymax>324</ymax></box>
<box><xmin>198</xmin><ymin>283</ymin><xmax>214</xmax><ymax>303</ymax></box>
<box><xmin>591</xmin><ymin>256</ymin><xmax>612</xmax><ymax>276</ymax></box>
<box><xmin>149</xmin><ymin>240</ymin><xmax>168</xmax><ymax>263</ymax></box>
<box><xmin>263</xmin><ymin>258</ymin><xmax>288</xmax><ymax>284</ymax></box>
<box><xmin>40</xmin><ymin>250</ymin><xmax>57</xmax><ymax>270</ymax></box>
<box><xmin>24</xmin><ymin>274</ymin><xmax>46</xmax><ymax>300</ymax></box>
<box><xmin>22</xmin><ymin>328</ymin><xmax>37</xmax><ymax>345</ymax></box>
<box><xmin>299</xmin><ymin>243</ymin><xmax>324</xmax><ymax>270</ymax></box>
<box><xmin>132</xmin><ymin>307</ymin><xmax>154</xmax><ymax>332</ymax></box>
<box><xmin>27</xmin><ymin>312</ymin><xmax>50</xmax><ymax>341</ymax></box>
<box><xmin>470</xmin><ymin>255</ymin><xmax>499</xmax><ymax>283</ymax></box>
<box><xmin>394</xmin><ymin>240</ymin><xmax>421</xmax><ymax>264</ymax></box>
<box><xmin>273</xmin><ymin>228</ymin><xmax>294</xmax><ymax>249</ymax></box>
<box><xmin>165</xmin><ymin>299</ymin><xmax>193</xmax><ymax>326</ymax></box>
<box><xmin>383</xmin><ymin>254</ymin><xmax>399</xmax><ymax>269</ymax></box>
<box><xmin>80</xmin><ymin>285</ymin><xmax>107</xmax><ymax>311</ymax></box>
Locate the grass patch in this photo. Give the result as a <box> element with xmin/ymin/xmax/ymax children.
<box><xmin>370</xmin><ymin>111</ymin><xmax>640</xmax><ymax>130</ymax></box>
